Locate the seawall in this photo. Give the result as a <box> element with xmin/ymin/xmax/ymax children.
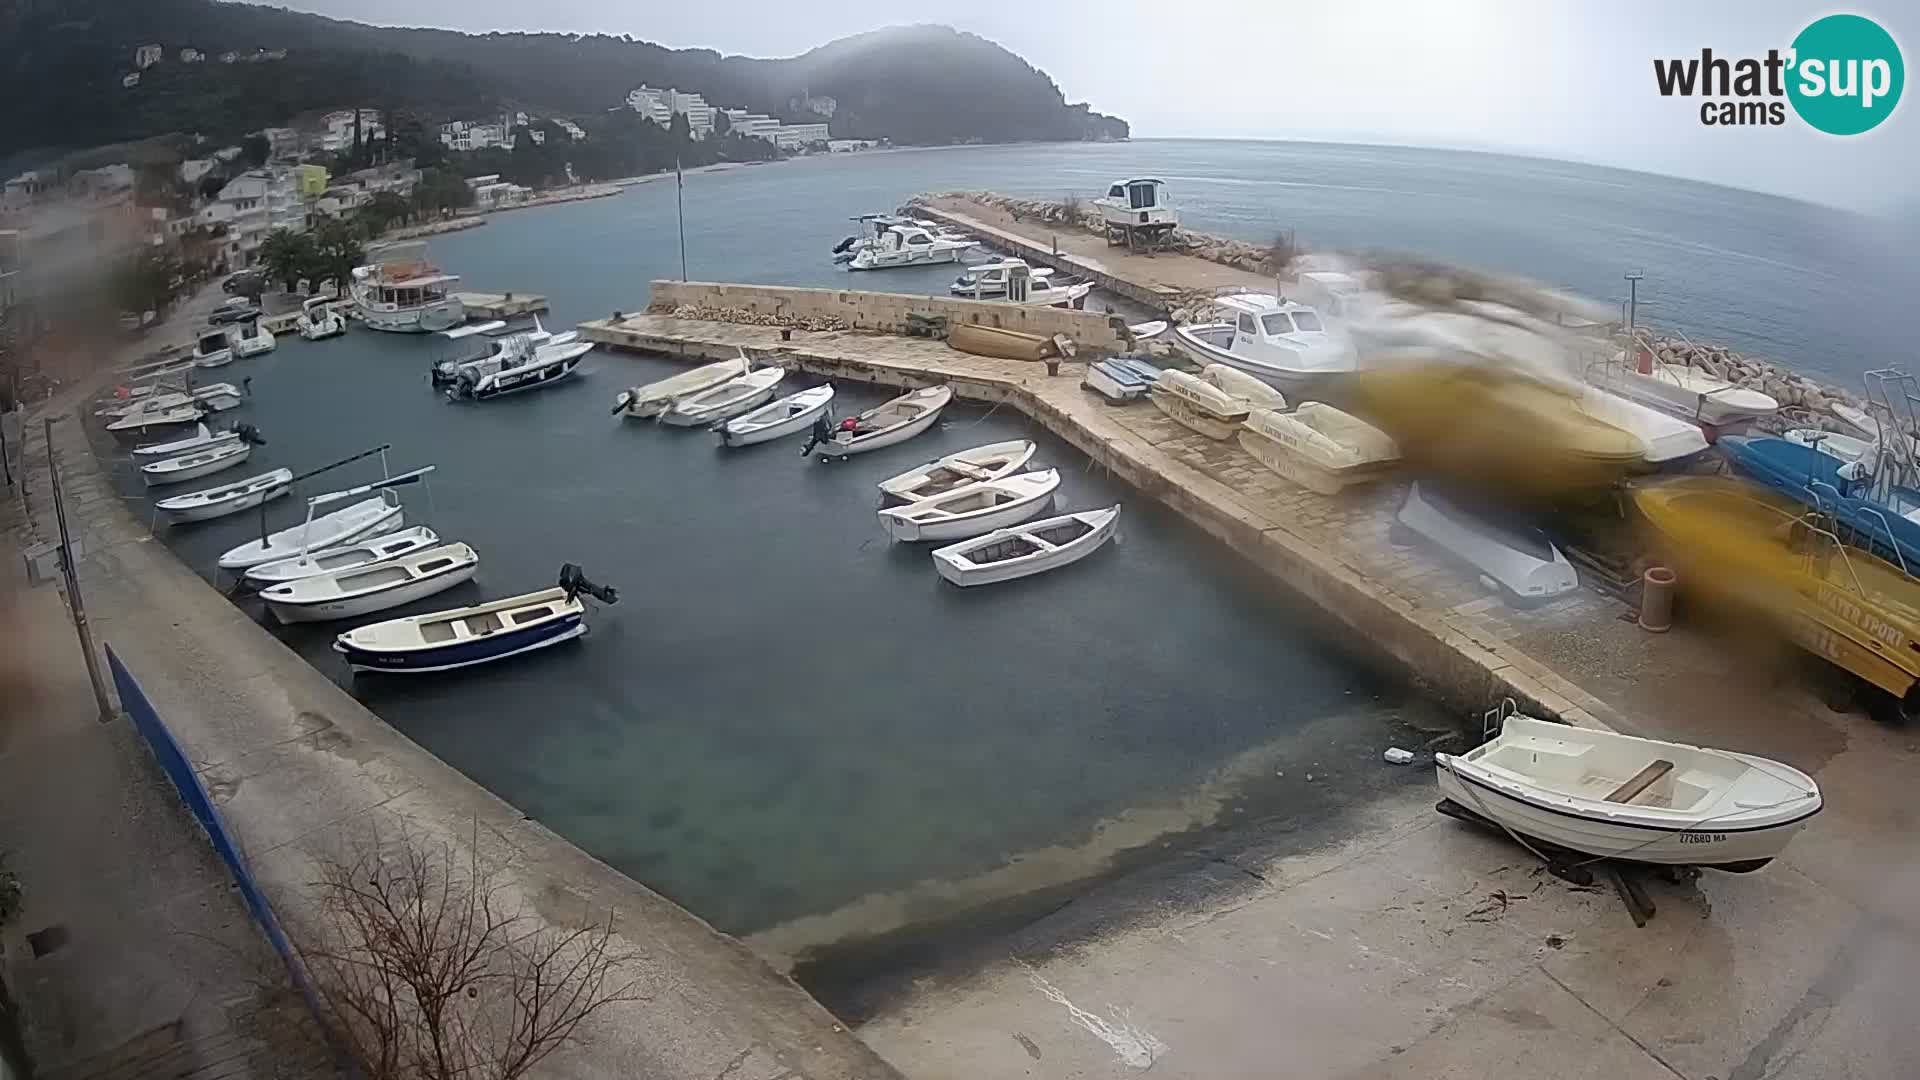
<box><xmin>35</xmin><ymin>401</ymin><xmax>902</xmax><ymax>1079</ymax></box>
<box><xmin>646</xmin><ymin>279</ymin><xmax>1130</xmax><ymax>349</ymax></box>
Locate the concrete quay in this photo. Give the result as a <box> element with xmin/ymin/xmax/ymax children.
<box><xmin>454</xmin><ymin>290</ymin><xmax>550</xmax><ymax>319</ymax></box>
<box><xmin>581</xmin><ymin>308</ymin><xmax>1920</xmax><ymax>1079</ymax></box>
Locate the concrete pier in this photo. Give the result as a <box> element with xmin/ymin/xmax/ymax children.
<box><xmin>454</xmin><ymin>291</ymin><xmax>550</xmax><ymax>319</ymax></box>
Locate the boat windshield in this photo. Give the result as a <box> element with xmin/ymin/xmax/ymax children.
<box><xmin>1260</xmin><ymin>313</ymin><xmax>1294</xmax><ymax>336</ymax></box>
<box><xmin>1291</xmin><ymin>310</ymin><xmax>1324</xmax><ymax>332</ymax></box>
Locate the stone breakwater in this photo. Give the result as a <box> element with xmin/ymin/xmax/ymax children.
<box><xmin>653</xmin><ymin>302</ymin><xmax>852</xmax><ymax>332</ymax></box>
<box><xmin>914</xmin><ymin>191</ymin><xmax>1285</xmax><ymax>274</ymax></box>
<box><xmin>1633</xmin><ymin>336</ymin><xmax>1878</xmax><ymax>436</ymax></box>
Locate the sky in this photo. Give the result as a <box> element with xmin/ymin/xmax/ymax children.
<box><xmin>256</xmin><ymin>0</ymin><xmax>1916</xmax><ymax>214</ymax></box>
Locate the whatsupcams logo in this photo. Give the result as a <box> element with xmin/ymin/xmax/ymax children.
<box><xmin>1653</xmin><ymin>13</ymin><xmax>1903</xmax><ymax>133</ymax></box>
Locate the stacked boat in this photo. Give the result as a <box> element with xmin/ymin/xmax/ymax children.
<box><xmin>1149</xmin><ymin>370</ymin><xmax>1249</xmax><ymax>440</ymax></box>
<box><xmin>1238</xmin><ymin>402</ymin><xmax>1398</xmax><ymax>495</ymax></box>
<box><xmin>613</xmin><ymin>353</ymin><xmax>751</xmax><ymax>419</ymax></box>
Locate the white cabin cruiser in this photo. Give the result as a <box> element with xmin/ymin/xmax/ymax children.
<box><xmin>950</xmin><ymin>259</ymin><xmax>1090</xmax><ymax>309</ymax></box>
<box><xmin>299</xmin><ymin>296</ymin><xmax>347</xmax><ymax>341</ymax></box>
<box><xmin>1173</xmin><ymin>294</ymin><xmax>1357</xmax><ymax>394</ymax></box>
<box><xmin>951</xmin><ymin>262</ymin><xmax>1058</xmax><ymax>298</ymax></box>
<box><xmin>192</xmin><ymin>328</ymin><xmax>235</xmax><ymax>368</ymax></box>
<box><xmin>1092</xmin><ymin>178</ymin><xmax>1177</xmax><ymax>249</ymax></box>
<box><xmin>846</xmin><ymin>221</ymin><xmax>974</xmax><ymax>271</ymax></box>
<box><xmin>350</xmin><ymin>242</ymin><xmax>465</xmax><ymax>333</ymax></box>
<box><xmin>834</xmin><ymin>214</ymin><xmax>972</xmax><ymax>267</ymax></box>
<box><xmin>231</xmin><ymin>319</ymin><xmax>275</xmax><ymax>358</ymax></box>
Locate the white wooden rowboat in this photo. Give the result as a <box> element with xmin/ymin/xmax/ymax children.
<box><xmin>132</xmin><ymin>423</ymin><xmax>236</xmax><ymax>458</ymax></box>
<box><xmin>261</xmin><ymin>542</ymin><xmax>479</xmax><ymax>624</ymax></box>
<box><xmin>879</xmin><ymin>469</ymin><xmax>1061</xmax><ymax>542</ymax></box>
<box><xmin>931</xmin><ymin>505</ymin><xmax>1121</xmax><ymax>587</ymax></box>
<box><xmin>719</xmin><ymin>385</ymin><xmax>835</xmax><ymax>447</ymax></box>
<box><xmin>244</xmin><ymin>526</ymin><xmax>443</xmax><ymax>586</ymax></box>
<box><xmin>613</xmin><ymin>354</ymin><xmax>750</xmax><ymax>419</ymax></box>
<box><xmin>663</xmin><ymin>367</ymin><xmax>787</xmax><ymax>427</ymax></box>
<box><xmin>106</xmin><ymin>403</ymin><xmax>204</xmax><ymax>434</ymax></box>
<box><xmin>1436</xmin><ymin>713</ymin><xmax>1820</xmax><ymax>871</ymax></box>
<box><xmin>218</xmin><ymin>495</ymin><xmax>404</xmax><ymax>570</ymax></box>
<box><xmin>154</xmin><ymin>468</ymin><xmax>292</xmax><ymax>523</ymax></box>
<box><xmin>812</xmin><ymin>385</ymin><xmax>952</xmax><ymax>460</ymax></box>
<box><xmin>877</xmin><ymin>439</ymin><xmax>1036</xmax><ymax>503</ymax></box>
<box><xmin>139</xmin><ymin>440</ymin><xmax>251</xmax><ymax>486</ymax></box>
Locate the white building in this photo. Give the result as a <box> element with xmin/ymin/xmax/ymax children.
<box><xmin>134</xmin><ymin>44</ymin><xmax>163</xmax><ymax>69</ymax></box>
<box><xmin>178</xmin><ymin>159</ymin><xmax>216</xmax><ymax>185</ymax></box>
<box><xmin>260</xmin><ymin>127</ymin><xmax>301</xmax><ymax>157</ymax></box>
<box><xmin>469</xmin><ymin>181</ymin><xmax>532</xmax><ymax>210</ymax></box>
<box><xmin>722</xmin><ymin>109</ymin><xmax>779</xmax><ymax>140</ymax></box>
<box><xmin>771</xmin><ymin>123</ymin><xmax>830</xmax><ymax>150</ymax></box>
<box><xmin>318</xmin><ymin>109</ymin><xmax>386</xmax><ymax>154</ymax></box>
<box><xmin>202</xmin><ymin>169</ymin><xmax>307</xmax><ymax>267</ymax></box>
<box><xmin>627</xmin><ymin>86</ymin><xmax>714</xmax><ymax>137</ymax></box>
<box><xmin>827</xmin><ymin>139</ymin><xmax>878</xmax><ymax>153</ymax></box>
<box><xmin>438</xmin><ymin>120</ymin><xmax>515</xmax><ymax>152</ymax></box>
<box><xmin>555</xmin><ymin>119</ymin><xmax>587</xmax><ymax>141</ymax></box>
<box><xmin>626</xmin><ymin>86</ymin><xmax>671</xmax><ymax>126</ymax></box>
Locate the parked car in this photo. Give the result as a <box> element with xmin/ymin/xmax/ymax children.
<box><xmin>222</xmin><ymin>271</ymin><xmax>264</xmax><ymax>296</ymax></box>
<box><xmin>209</xmin><ymin>298</ymin><xmax>259</xmax><ymax>324</ymax></box>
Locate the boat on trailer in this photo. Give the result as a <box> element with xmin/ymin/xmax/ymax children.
<box><xmin>1436</xmin><ymin>713</ymin><xmax>1820</xmax><ymax>872</ymax></box>
<box><xmin>804</xmin><ymin>385</ymin><xmax>952</xmax><ymax>460</ymax></box>
<box><xmin>877</xmin><ymin>439</ymin><xmax>1037</xmax><ymax>504</ymax></box>
<box><xmin>878</xmin><ymin>469</ymin><xmax>1061</xmax><ymax>542</ymax></box>
<box><xmin>262</xmin><ymin>542</ymin><xmax>479</xmax><ymax>624</ymax></box>
<box><xmin>244</xmin><ymin>526</ymin><xmax>443</xmax><ymax>587</ymax></box>
<box><xmin>333</xmin><ymin>564</ymin><xmax>618</xmax><ymax>674</ymax></box>
<box><xmin>931</xmin><ymin>505</ymin><xmax>1121</xmax><ymax>587</ymax></box>
<box><xmin>718</xmin><ymin>385</ymin><xmax>835</xmax><ymax>448</ymax></box>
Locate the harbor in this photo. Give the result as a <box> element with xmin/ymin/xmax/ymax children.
<box><xmin>20</xmin><ymin>142</ymin><xmax>1920</xmax><ymax>1079</ymax></box>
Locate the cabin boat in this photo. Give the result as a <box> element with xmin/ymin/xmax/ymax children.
<box><xmin>613</xmin><ymin>355</ymin><xmax>751</xmax><ymax>419</ymax></box>
<box><xmin>443</xmin><ymin>333</ymin><xmax>592</xmax><ymax>402</ymax></box>
<box><xmin>262</xmin><ymin>542</ymin><xmax>479</xmax><ymax>624</ymax></box>
<box><xmin>349</xmin><ymin>242</ymin><xmax>465</xmax><ymax>333</ymax></box>
<box><xmin>1293</xmin><ymin>271</ymin><xmax>1367</xmax><ymax>321</ymax></box>
<box><xmin>1717</xmin><ymin>435</ymin><xmax>1920</xmax><ymax>572</ymax></box>
<box><xmin>193</xmin><ymin>328</ymin><xmax>235</xmax><ymax>368</ymax></box>
<box><xmin>878</xmin><ymin>470</ymin><xmax>1061</xmax><ymax>542</ymax></box>
<box><xmin>1093</xmin><ymin>178</ymin><xmax>1177</xmax><ymax>249</ymax></box>
<box><xmin>231</xmin><ymin>319</ymin><xmax>275</xmax><ymax>359</ymax></box>
<box><xmin>1173</xmin><ymin>294</ymin><xmax>1356</xmax><ymax>394</ymax></box>
<box><xmin>244</xmin><ymin>526</ymin><xmax>443</xmax><ymax>587</ymax></box>
<box><xmin>299</xmin><ymin>296</ymin><xmax>347</xmax><ymax>341</ymax></box>
<box><xmin>1198</xmin><ymin>364</ymin><xmax>1289</xmax><ymax>411</ymax></box>
<box><xmin>139</xmin><ymin>440</ymin><xmax>252</xmax><ymax>486</ymax></box>
<box><xmin>719</xmin><ymin>385</ymin><xmax>835</xmax><ymax>448</ymax></box>
<box><xmin>1238</xmin><ymin>403</ymin><xmax>1398</xmax><ymax>495</ymax></box>
<box><xmin>878</xmin><ymin>440</ymin><xmax>1038</xmax><ymax>503</ymax></box>
<box><xmin>663</xmin><ymin>368</ymin><xmax>787</xmax><ymax>427</ymax></box>
<box><xmin>807</xmin><ymin>385</ymin><xmax>952</xmax><ymax>460</ymax></box>
<box><xmin>1396</xmin><ymin>483</ymin><xmax>1579</xmax><ymax>606</ymax></box>
<box><xmin>1588</xmin><ymin>351</ymin><xmax>1778</xmax><ymax>437</ymax></box>
<box><xmin>154</xmin><ymin>468</ymin><xmax>293</xmax><ymax>524</ymax></box>
<box><xmin>949</xmin><ymin>259</ymin><xmax>1090</xmax><ymax>309</ymax></box>
<box><xmin>215</xmin><ymin>466</ymin><xmax>433</xmax><ymax>570</ymax></box>
<box><xmin>845</xmin><ymin>220</ymin><xmax>974</xmax><ymax>271</ymax></box>
<box><xmin>1084</xmin><ymin>356</ymin><xmax>1162</xmax><ymax>403</ymax></box>
<box><xmin>931</xmin><ymin>505</ymin><xmax>1121</xmax><ymax>587</ymax></box>
<box><xmin>332</xmin><ymin>565</ymin><xmax>617</xmax><ymax>674</ymax></box>
<box><xmin>951</xmin><ymin>262</ymin><xmax>1059</xmax><ymax>297</ymax></box>
<box><xmin>1436</xmin><ymin>712</ymin><xmax>1819</xmax><ymax>871</ymax></box>
<box><xmin>832</xmin><ymin>214</ymin><xmax>969</xmax><ymax>263</ymax></box>
<box><xmin>1149</xmin><ymin>369</ymin><xmax>1250</xmax><ymax>440</ymax></box>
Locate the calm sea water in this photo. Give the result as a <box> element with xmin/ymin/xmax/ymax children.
<box><xmin>110</xmin><ymin>139</ymin><xmax>1911</xmax><ymax>952</ymax></box>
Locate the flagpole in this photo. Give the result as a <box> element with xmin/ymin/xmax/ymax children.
<box><xmin>675</xmin><ymin>157</ymin><xmax>688</xmax><ymax>282</ymax></box>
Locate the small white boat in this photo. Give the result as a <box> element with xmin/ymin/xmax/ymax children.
<box><xmin>718</xmin><ymin>385</ymin><xmax>835</xmax><ymax>447</ymax></box>
<box><xmin>215</xmin><ymin>466</ymin><xmax>433</xmax><ymax>570</ymax></box>
<box><xmin>1783</xmin><ymin>428</ymin><xmax>1874</xmax><ymax>464</ymax></box>
<box><xmin>1575</xmin><ymin>386</ymin><xmax>1709</xmax><ymax>466</ymax></box>
<box><xmin>1594</xmin><ymin>353</ymin><xmax>1779</xmax><ymax>430</ymax></box>
<box><xmin>1436</xmin><ymin>712</ymin><xmax>1820</xmax><ymax>871</ymax></box>
<box><xmin>1172</xmin><ymin>294</ymin><xmax>1356</xmax><ymax>394</ymax></box>
<box><xmin>951</xmin><ymin>262</ymin><xmax>1060</xmax><ymax>297</ymax></box>
<box><xmin>333</xmin><ymin>565</ymin><xmax>617</xmax><ymax>674</ymax></box>
<box><xmin>192</xmin><ymin>328</ymin><xmax>235</xmax><ymax>368</ymax></box>
<box><xmin>808</xmin><ymin>385</ymin><xmax>953</xmax><ymax>460</ymax></box>
<box><xmin>1395</xmin><ymin>483</ymin><xmax>1578</xmax><ymax>606</ymax></box>
<box><xmin>1149</xmin><ymin>369</ymin><xmax>1250</xmax><ymax>440</ymax></box>
<box><xmin>244</xmin><ymin>526</ymin><xmax>443</xmax><ymax>586</ymax></box>
<box><xmin>877</xmin><ymin>439</ymin><xmax>1037</xmax><ymax>503</ymax></box>
<box><xmin>132</xmin><ymin>423</ymin><xmax>237</xmax><ymax>459</ymax></box>
<box><xmin>1198</xmin><ymin>364</ymin><xmax>1289</xmax><ymax>411</ymax></box>
<box><xmin>261</xmin><ymin>542</ymin><xmax>479</xmax><ymax>624</ymax></box>
<box><xmin>443</xmin><ymin>325</ymin><xmax>593</xmax><ymax>401</ymax></box>
<box><xmin>613</xmin><ymin>354</ymin><xmax>751</xmax><ymax>419</ymax></box>
<box><xmin>154</xmin><ymin>468</ymin><xmax>293</xmax><ymax>523</ymax></box>
<box><xmin>1127</xmin><ymin>320</ymin><xmax>1170</xmax><ymax>341</ymax></box>
<box><xmin>847</xmin><ymin>221</ymin><xmax>974</xmax><ymax>271</ymax></box>
<box><xmin>1084</xmin><ymin>356</ymin><xmax>1161</xmax><ymax>403</ymax></box>
<box><xmin>949</xmin><ymin>258</ymin><xmax>1091</xmax><ymax>309</ymax></box>
<box><xmin>932</xmin><ymin>505</ymin><xmax>1121</xmax><ymax>587</ymax></box>
<box><xmin>1238</xmin><ymin>403</ymin><xmax>1399</xmax><ymax>495</ymax></box>
<box><xmin>231</xmin><ymin>320</ymin><xmax>275</xmax><ymax>359</ymax></box>
<box><xmin>99</xmin><ymin>383</ymin><xmax>242</xmax><ymax>418</ymax></box>
<box><xmin>663</xmin><ymin>367</ymin><xmax>787</xmax><ymax>427</ymax></box>
<box><xmin>879</xmin><ymin>469</ymin><xmax>1061</xmax><ymax>542</ymax></box>
<box><xmin>139</xmin><ymin>440</ymin><xmax>252</xmax><ymax>486</ymax></box>
<box><xmin>106</xmin><ymin>403</ymin><xmax>205</xmax><ymax>434</ymax></box>
<box><xmin>299</xmin><ymin>296</ymin><xmax>347</xmax><ymax>341</ymax></box>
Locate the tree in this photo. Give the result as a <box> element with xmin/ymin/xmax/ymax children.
<box><xmin>260</xmin><ymin>229</ymin><xmax>317</xmax><ymax>292</ymax></box>
<box><xmin>413</xmin><ymin>168</ymin><xmax>474</xmax><ymax>217</ymax></box>
<box><xmin>307</xmin><ymin>218</ymin><xmax>365</xmax><ymax>294</ymax></box>
<box><xmin>358</xmin><ymin>191</ymin><xmax>414</xmax><ymax>236</ymax></box>
<box><xmin>242</xmin><ymin>133</ymin><xmax>271</xmax><ymax>168</ymax></box>
<box><xmin>109</xmin><ymin>251</ymin><xmax>181</xmax><ymax>315</ymax></box>
<box><xmin>298</xmin><ymin>830</ymin><xmax>643</xmax><ymax>1080</ymax></box>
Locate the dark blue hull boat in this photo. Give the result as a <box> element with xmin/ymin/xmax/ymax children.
<box><xmin>1719</xmin><ymin>435</ymin><xmax>1920</xmax><ymax>571</ymax></box>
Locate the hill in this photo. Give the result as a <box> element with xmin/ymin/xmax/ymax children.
<box><xmin>0</xmin><ymin>1</ymin><xmax>1128</xmax><ymax>159</ymax></box>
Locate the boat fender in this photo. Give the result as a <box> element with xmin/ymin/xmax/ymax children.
<box><xmin>558</xmin><ymin>563</ymin><xmax>619</xmax><ymax>605</ymax></box>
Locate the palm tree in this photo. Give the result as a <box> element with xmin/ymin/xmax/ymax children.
<box><xmin>307</xmin><ymin>218</ymin><xmax>366</xmax><ymax>296</ymax></box>
<box><xmin>259</xmin><ymin>229</ymin><xmax>316</xmax><ymax>292</ymax></box>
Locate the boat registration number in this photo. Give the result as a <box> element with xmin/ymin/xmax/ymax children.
<box><xmin>1677</xmin><ymin>832</ymin><xmax>1726</xmax><ymax>844</ymax></box>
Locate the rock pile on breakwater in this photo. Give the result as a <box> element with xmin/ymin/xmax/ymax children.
<box><xmin>1634</xmin><ymin>336</ymin><xmax>1875</xmax><ymax>434</ymax></box>
<box><xmin>914</xmin><ymin>192</ymin><xmax>1286</xmax><ymax>275</ymax></box>
<box><xmin>653</xmin><ymin>303</ymin><xmax>850</xmax><ymax>332</ymax></box>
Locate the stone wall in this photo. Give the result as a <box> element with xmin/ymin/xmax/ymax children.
<box><xmin>643</xmin><ymin>280</ymin><xmax>1131</xmax><ymax>350</ymax></box>
<box><xmin>915</xmin><ymin>191</ymin><xmax>1285</xmax><ymax>276</ymax></box>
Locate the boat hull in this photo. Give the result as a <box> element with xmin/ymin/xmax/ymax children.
<box><xmin>243</xmin><ymin>527</ymin><xmax>442</xmax><ymax>586</ymax></box>
<box><xmin>216</xmin><ymin>504</ymin><xmax>404</xmax><ymax>569</ymax></box>
<box><xmin>464</xmin><ymin>351</ymin><xmax>586</xmax><ymax>401</ymax></box>
<box><xmin>719</xmin><ymin>390</ymin><xmax>834</xmax><ymax>447</ymax></box>
<box><xmin>663</xmin><ymin>387</ymin><xmax>776</xmax><ymax>427</ymax></box>
<box><xmin>336</xmin><ymin>613</ymin><xmax>584</xmax><ymax>673</ymax></box>
<box><xmin>878</xmin><ymin>440</ymin><xmax>1037</xmax><ymax>503</ymax></box>
<box><xmin>266</xmin><ymin>560</ymin><xmax>478</xmax><ymax>624</ymax></box>
<box><xmin>948</xmin><ymin>323</ymin><xmax>1054</xmax><ymax>362</ymax></box>
<box><xmin>160</xmin><ymin>482</ymin><xmax>289</xmax><ymax>523</ymax></box>
<box><xmin>355</xmin><ymin>297</ymin><xmax>466</xmax><ymax>333</ymax></box>
<box><xmin>141</xmin><ymin>444</ymin><xmax>251</xmax><ymax>486</ymax></box>
<box><xmin>1396</xmin><ymin>484</ymin><xmax>1579</xmax><ymax>606</ymax></box>
<box><xmin>1149</xmin><ymin>385</ymin><xmax>1243</xmax><ymax>441</ymax></box>
<box><xmin>881</xmin><ymin>482</ymin><xmax>1057</xmax><ymax>542</ymax></box>
<box><xmin>1084</xmin><ymin>358</ymin><xmax>1159</xmax><ymax>402</ymax></box>
<box><xmin>933</xmin><ymin>508</ymin><xmax>1120</xmax><ymax>587</ymax></box>
<box><xmin>1435</xmin><ymin>762</ymin><xmax>1811</xmax><ymax>869</ymax></box>
<box><xmin>818</xmin><ymin>407</ymin><xmax>945</xmax><ymax>459</ymax></box>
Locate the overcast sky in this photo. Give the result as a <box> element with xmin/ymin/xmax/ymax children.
<box><xmin>259</xmin><ymin>0</ymin><xmax>1915</xmax><ymax>213</ymax></box>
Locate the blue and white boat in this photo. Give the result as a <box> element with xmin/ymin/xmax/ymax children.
<box><xmin>1719</xmin><ymin>435</ymin><xmax>1920</xmax><ymax>571</ymax></box>
<box><xmin>1084</xmin><ymin>355</ymin><xmax>1162</xmax><ymax>402</ymax></box>
<box><xmin>332</xmin><ymin>564</ymin><xmax>617</xmax><ymax>674</ymax></box>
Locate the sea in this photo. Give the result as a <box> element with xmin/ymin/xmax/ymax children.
<box><xmin>109</xmin><ymin>138</ymin><xmax>1915</xmax><ymax>980</ymax></box>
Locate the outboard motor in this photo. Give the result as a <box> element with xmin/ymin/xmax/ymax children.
<box><xmin>234</xmin><ymin>423</ymin><xmax>266</xmax><ymax>446</ymax></box>
<box><xmin>451</xmin><ymin>371</ymin><xmax>477</xmax><ymax>401</ymax></box>
<box><xmin>831</xmin><ymin>235</ymin><xmax>857</xmax><ymax>255</ymax></box>
<box><xmin>799</xmin><ymin>412</ymin><xmax>833</xmax><ymax>457</ymax></box>
<box><xmin>559</xmin><ymin>563</ymin><xmax>618</xmax><ymax>605</ymax></box>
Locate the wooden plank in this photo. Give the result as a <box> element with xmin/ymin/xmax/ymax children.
<box><xmin>1605</xmin><ymin>759</ymin><xmax>1674</xmax><ymax>804</ymax></box>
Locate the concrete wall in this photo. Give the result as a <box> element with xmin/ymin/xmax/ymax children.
<box><xmin>909</xmin><ymin>205</ymin><xmax>1183</xmax><ymax>311</ymax></box>
<box><xmin>647</xmin><ymin>280</ymin><xmax>1131</xmax><ymax>350</ymax></box>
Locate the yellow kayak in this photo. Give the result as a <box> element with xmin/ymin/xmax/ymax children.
<box><xmin>1346</xmin><ymin>363</ymin><xmax>1641</xmax><ymax>499</ymax></box>
<box><xmin>1631</xmin><ymin>475</ymin><xmax>1920</xmax><ymax>705</ymax></box>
